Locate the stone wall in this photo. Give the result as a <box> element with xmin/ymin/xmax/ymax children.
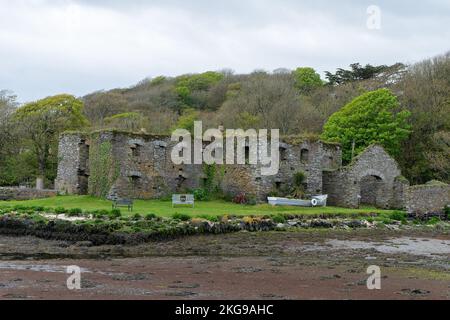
<box><xmin>55</xmin><ymin>132</ymin><xmax>450</xmax><ymax>212</ymax></box>
<box><xmin>242</xmin><ymin>140</ymin><xmax>342</xmax><ymax>200</ymax></box>
<box><xmin>55</xmin><ymin>133</ymin><xmax>89</xmax><ymax>195</ymax></box>
<box><xmin>88</xmin><ymin>131</ymin><xmax>204</xmax><ymax>200</ymax></box>
<box><xmin>212</xmin><ymin>139</ymin><xmax>342</xmax><ymax>201</ymax></box>
<box><xmin>56</xmin><ymin>131</ymin><xmax>343</xmax><ymax>201</ymax></box>
<box><xmin>323</xmin><ymin>169</ymin><xmax>350</xmax><ymax>207</ymax></box>
<box><xmin>323</xmin><ymin>145</ymin><xmax>402</xmax><ymax>209</ymax></box>
<box><xmin>405</xmin><ymin>183</ymin><xmax>450</xmax><ymax>215</ymax></box>
<box><xmin>0</xmin><ymin>187</ymin><xmax>57</xmax><ymax>201</ymax></box>
<box><xmin>392</xmin><ymin>176</ymin><xmax>410</xmax><ymax>210</ymax></box>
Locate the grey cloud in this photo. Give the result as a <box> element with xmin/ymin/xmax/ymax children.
<box><xmin>0</xmin><ymin>0</ymin><xmax>448</xmax><ymax>102</ymax></box>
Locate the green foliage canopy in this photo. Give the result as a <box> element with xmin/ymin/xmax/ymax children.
<box><xmin>104</xmin><ymin>112</ymin><xmax>146</xmax><ymax>132</ymax></box>
<box><xmin>174</xmin><ymin>71</ymin><xmax>224</xmax><ymax>108</ymax></box>
<box><xmin>174</xmin><ymin>108</ymin><xmax>200</xmax><ymax>133</ymax></box>
<box><xmin>15</xmin><ymin>94</ymin><xmax>88</xmax><ymax>181</ymax></box>
<box><xmin>321</xmin><ymin>89</ymin><xmax>411</xmax><ymax>163</ymax></box>
<box><xmin>293</xmin><ymin>67</ymin><xmax>323</xmax><ymax>93</ymax></box>
<box><xmin>325</xmin><ymin>63</ymin><xmax>398</xmax><ymax>85</ymax></box>
<box><xmin>15</xmin><ymin>94</ymin><xmax>87</xmax><ymax>129</ymax></box>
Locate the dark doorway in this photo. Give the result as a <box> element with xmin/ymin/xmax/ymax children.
<box><xmin>360</xmin><ymin>175</ymin><xmax>383</xmax><ymax>206</ymax></box>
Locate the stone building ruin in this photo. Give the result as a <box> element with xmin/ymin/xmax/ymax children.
<box><xmin>55</xmin><ymin>130</ymin><xmax>450</xmax><ymax>213</ymax></box>
<box><xmin>323</xmin><ymin>145</ymin><xmax>404</xmax><ymax>209</ymax></box>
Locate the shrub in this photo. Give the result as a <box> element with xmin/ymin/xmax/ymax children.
<box><xmin>389</xmin><ymin>211</ymin><xmax>407</xmax><ymax>222</ymax></box>
<box><xmin>193</xmin><ymin>188</ymin><xmax>209</xmax><ymax>201</ymax></box>
<box><xmin>444</xmin><ymin>206</ymin><xmax>450</xmax><ymax>218</ymax></box>
<box><xmin>12</xmin><ymin>205</ymin><xmax>28</xmax><ymax>212</ymax></box>
<box><xmin>197</xmin><ymin>214</ymin><xmax>219</xmax><ymax>222</ymax></box>
<box><xmin>29</xmin><ymin>213</ymin><xmax>47</xmax><ymax>224</ymax></box>
<box><xmin>246</xmin><ymin>195</ymin><xmax>257</xmax><ymax>206</ymax></box>
<box><xmin>375</xmin><ymin>214</ymin><xmax>393</xmax><ymax>224</ymax></box>
<box><xmin>221</xmin><ymin>192</ymin><xmax>234</xmax><ymax>203</ymax></box>
<box><xmin>68</xmin><ymin>208</ymin><xmax>83</xmax><ymax>217</ymax></box>
<box><xmin>92</xmin><ymin>209</ymin><xmax>110</xmax><ymax>218</ymax></box>
<box><xmin>55</xmin><ymin>207</ymin><xmax>68</xmax><ymax>214</ymax></box>
<box><xmin>110</xmin><ymin>209</ymin><xmax>122</xmax><ymax>219</ymax></box>
<box><xmin>272</xmin><ymin>214</ymin><xmax>286</xmax><ymax>224</ymax></box>
<box><xmin>145</xmin><ymin>213</ymin><xmax>157</xmax><ymax>220</ymax></box>
<box><xmin>427</xmin><ymin>217</ymin><xmax>441</xmax><ymax>225</ymax></box>
<box><xmin>172</xmin><ymin>213</ymin><xmax>191</xmax><ymax>221</ymax></box>
<box><xmin>132</xmin><ymin>213</ymin><xmax>143</xmax><ymax>220</ymax></box>
<box><xmin>293</xmin><ymin>171</ymin><xmax>306</xmax><ymax>187</ymax></box>
<box><xmin>291</xmin><ymin>171</ymin><xmax>307</xmax><ymax>198</ymax></box>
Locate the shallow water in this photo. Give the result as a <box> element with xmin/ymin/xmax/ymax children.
<box><xmin>326</xmin><ymin>237</ymin><xmax>450</xmax><ymax>257</ymax></box>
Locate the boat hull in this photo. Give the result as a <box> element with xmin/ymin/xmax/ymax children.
<box><xmin>268</xmin><ymin>195</ymin><xmax>328</xmax><ymax>207</ymax></box>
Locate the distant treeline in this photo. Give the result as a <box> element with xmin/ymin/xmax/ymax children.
<box><xmin>0</xmin><ymin>52</ymin><xmax>449</xmax><ymax>187</ymax></box>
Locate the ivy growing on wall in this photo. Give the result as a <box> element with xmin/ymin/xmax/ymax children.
<box><xmin>203</xmin><ymin>164</ymin><xmax>216</xmax><ymax>193</ymax></box>
<box><xmin>88</xmin><ymin>141</ymin><xmax>119</xmax><ymax>198</ymax></box>
<box><xmin>202</xmin><ymin>164</ymin><xmax>226</xmax><ymax>196</ymax></box>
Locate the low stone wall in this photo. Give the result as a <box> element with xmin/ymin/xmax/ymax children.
<box><xmin>405</xmin><ymin>184</ymin><xmax>450</xmax><ymax>215</ymax></box>
<box><xmin>0</xmin><ymin>187</ymin><xmax>57</xmax><ymax>201</ymax></box>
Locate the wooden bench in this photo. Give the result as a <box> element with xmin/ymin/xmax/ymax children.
<box><xmin>112</xmin><ymin>199</ymin><xmax>134</xmax><ymax>212</ymax></box>
<box><xmin>172</xmin><ymin>194</ymin><xmax>195</xmax><ymax>208</ymax></box>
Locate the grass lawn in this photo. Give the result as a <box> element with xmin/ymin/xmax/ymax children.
<box><xmin>0</xmin><ymin>195</ymin><xmax>399</xmax><ymax>218</ymax></box>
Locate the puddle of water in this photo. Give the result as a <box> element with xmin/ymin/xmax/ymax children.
<box><xmin>326</xmin><ymin>237</ymin><xmax>450</xmax><ymax>257</ymax></box>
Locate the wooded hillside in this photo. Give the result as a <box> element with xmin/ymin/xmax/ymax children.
<box><xmin>1</xmin><ymin>52</ymin><xmax>449</xmax><ymax>187</ymax></box>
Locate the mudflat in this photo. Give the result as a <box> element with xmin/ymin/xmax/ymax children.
<box><xmin>0</xmin><ymin>229</ymin><xmax>449</xmax><ymax>300</ymax></box>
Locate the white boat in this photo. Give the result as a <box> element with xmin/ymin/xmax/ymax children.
<box><xmin>268</xmin><ymin>195</ymin><xmax>328</xmax><ymax>207</ymax></box>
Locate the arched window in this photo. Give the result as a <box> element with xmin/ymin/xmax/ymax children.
<box><xmin>131</xmin><ymin>144</ymin><xmax>141</xmax><ymax>157</ymax></box>
<box><xmin>245</xmin><ymin>146</ymin><xmax>250</xmax><ymax>164</ymax></box>
<box><xmin>280</xmin><ymin>147</ymin><xmax>287</xmax><ymax>161</ymax></box>
<box><xmin>130</xmin><ymin>176</ymin><xmax>141</xmax><ymax>188</ymax></box>
<box><xmin>300</xmin><ymin>149</ymin><xmax>309</xmax><ymax>163</ymax></box>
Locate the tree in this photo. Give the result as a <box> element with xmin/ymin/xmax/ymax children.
<box><xmin>0</xmin><ymin>91</ymin><xmax>17</xmax><ymax>155</ymax></box>
<box><xmin>83</xmin><ymin>91</ymin><xmax>127</xmax><ymax>126</ymax></box>
<box><xmin>174</xmin><ymin>108</ymin><xmax>200</xmax><ymax>133</ymax></box>
<box><xmin>217</xmin><ymin>72</ymin><xmax>303</xmax><ymax>134</ymax></box>
<box><xmin>395</xmin><ymin>52</ymin><xmax>450</xmax><ymax>183</ymax></box>
<box><xmin>15</xmin><ymin>94</ymin><xmax>88</xmax><ymax>185</ymax></box>
<box><xmin>325</xmin><ymin>63</ymin><xmax>404</xmax><ymax>86</ymax></box>
<box><xmin>0</xmin><ymin>91</ymin><xmax>22</xmax><ymax>185</ymax></box>
<box><xmin>236</xmin><ymin>112</ymin><xmax>260</xmax><ymax>129</ymax></box>
<box><xmin>321</xmin><ymin>89</ymin><xmax>411</xmax><ymax>163</ymax></box>
<box><xmin>293</xmin><ymin>67</ymin><xmax>323</xmax><ymax>93</ymax></box>
<box><xmin>174</xmin><ymin>71</ymin><xmax>224</xmax><ymax>110</ymax></box>
<box><xmin>104</xmin><ymin>112</ymin><xmax>147</xmax><ymax>132</ymax></box>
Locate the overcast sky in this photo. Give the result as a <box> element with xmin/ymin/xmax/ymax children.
<box><xmin>1</xmin><ymin>0</ymin><xmax>449</xmax><ymax>103</ymax></box>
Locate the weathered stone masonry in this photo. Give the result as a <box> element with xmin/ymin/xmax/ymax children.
<box><xmin>55</xmin><ymin>131</ymin><xmax>450</xmax><ymax>213</ymax></box>
<box><xmin>55</xmin><ymin>131</ymin><xmax>341</xmax><ymax>201</ymax></box>
<box><xmin>223</xmin><ymin>138</ymin><xmax>343</xmax><ymax>200</ymax></box>
<box><xmin>0</xmin><ymin>187</ymin><xmax>57</xmax><ymax>201</ymax></box>
<box><xmin>323</xmin><ymin>145</ymin><xmax>403</xmax><ymax>209</ymax></box>
<box><xmin>322</xmin><ymin>145</ymin><xmax>450</xmax><ymax>213</ymax></box>
<box><xmin>55</xmin><ymin>133</ymin><xmax>90</xmax><ymax>195</ymax></box>
<box><xmin>404</xmin><ymin>183</ymin><xmax>450</xmax><ymax>215</ymax></box>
